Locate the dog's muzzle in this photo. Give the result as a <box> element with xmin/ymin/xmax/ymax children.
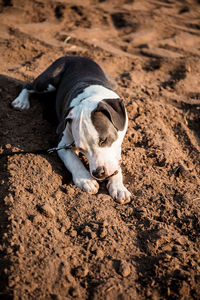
<box><xmin>92</xmin><ymin>167</ymin><xmax>118</xmax><ymax>181</ymax></box>
<box><xmin>92</xmin><ymin>166</ymin><xmax>106</xmax><ymax>180</ymax></box>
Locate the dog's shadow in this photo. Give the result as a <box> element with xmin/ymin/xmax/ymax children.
<box><xmin>0</xmin><ymin>74</ymin><xmax>72</xmax><ymax>184</ymax></box>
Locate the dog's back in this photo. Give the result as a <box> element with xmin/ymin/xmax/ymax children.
<box><xmin>53</xmin><ymin>56</ymin><xmax>111</xmax><ymax>120</ymax></box>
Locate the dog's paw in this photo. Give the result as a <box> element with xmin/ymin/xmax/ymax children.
<box><xmin>107</xmin><ymin>181</ymin><xmax>131</xmax><ymax>204</ymax></box>
<box><xmin>12</xmin><ymin>94</ymin><xmax>30</xmax><ymax>110</ymax></box>
<box><xmin>73</xmin><ymin>174</ymin><xmax>99</xmax><ymax>194</ymax></box>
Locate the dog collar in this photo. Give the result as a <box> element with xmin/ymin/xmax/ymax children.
<box><xmin>47</xmin><ymin>142</ymin><xmax>75</xmax><ymax>153</ymax></box>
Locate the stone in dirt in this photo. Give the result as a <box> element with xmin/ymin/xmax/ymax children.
<box><xmin>118</xmin><ymin>260</ymin><xmax>131</xmax><ymax>277</ymax></box>
<box><xmin>74</xmin><ymin>265</ymin><xmax>89</xmax><ymax>278</ymax></box>
<box><xmin>39</xmin><ymin>204</ymin><xmax>56</xmax><ymax>218</ymax></box>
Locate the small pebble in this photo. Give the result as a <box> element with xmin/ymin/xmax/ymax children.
<box><xmin>69</xmin><ymin>286</ymin><xmax>80</xmax><ymax>297</ymax></box>
<box><xmin>18</xmin><ymin>218</ymin><xmax>22</xmax><ymax>225</ymax></box>
<box><xmin>60</xmin><ymin>227</ymin><xmax>66</xmax><ymax>233</ymax></box>
<box><xmin>96</xmin><ymin>249</ymin><xmax>104</xmax><ymax>259</ymax></box>
<box><xmin>119</xmin><ymin>260</ymin><xmax>131</xmax><ymax>277</ymax></box>
<box><xmin>32</xmin><ymin>215</ymin><xmax>43</xmax><ymax>224</ymax></box>
<box><xmin>40</xmin><ymin>204</ymin><xmax>55</xmax><ymax>218</ymax></box>
<box><xmin>70</xmin><ymin>229</ymin><xmax>77</xmax><ymax>237</ymax></box>
<box><xmin>19</xmin><ymin>245</ymin><xmax>25</xmax><ymax>254</ymax></box>
<box><xmin>100</xmin><ymin>227</ymin><xmax>107</xmax><ymax>238</ymax></box>
<box><xmin>90</xmin><ymin>231</ymin><xmax>96</xmax><ymax>239</ymax></box>
<box><xmin>74</xmin><ymin>265</ymin><xmax>89</xmax><ymax>278</ymax></box>
<box><xmin>58</xmin><ymin>216</ymin><xmax>71</xmax><ymax>230</ymax></box>
<box><xmin>25</xmin><ymin>219</ymin><xmax>31</xmax><ymax>227</ymax></box>
<box><xmin>4</xmin><ymin>194</ymin><xmax>14</xmax><ymax>205</ymax></box>
<box><xmin>53</xmin><ymin>190</ymin><xmax>63</xmax><ymax>201</ymax></box>
<box><xmin>14</xmin><ymin>275</ymin><xmax>20</xmax><ymax>283</ymax></box>
<box><xmin>178</xmin><ymin>165</ymin><xmax>190</xmax><ymax>178</ymax></box>
<box><xmin>102</xmin><ymin>195</ymin><xmax>111</xmax><ymax>201</ymax></box>
<box><xmin>34</xmin><ymin>250</ymin><xmax>39</xmax><ymax>256</ymax></box>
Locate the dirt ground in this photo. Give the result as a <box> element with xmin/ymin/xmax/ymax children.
<box><xmin>0</xmin><ymin>0</ymin><xmax>200</xmax><ymax>299</ymax></box>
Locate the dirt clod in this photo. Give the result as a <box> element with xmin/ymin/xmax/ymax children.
<box><xmin>118</xmin><ymin>260</ymin><xmax>131</xmax><ymax>277</ymax></box>
<box><xmin>39</xmin><ymin>204</ymin><xmax>56</xmax><ymax>218</ymax></box>
<box><xmin>18</xmin><ymin>245</ymin><xmax>25</xmax><ymax>254</ymax></box>
<box><xmin>74</xmin><ymin>265</ymin><xmax>89</xmax><ymax>278</ymax></box>
<box><xmin>32</xmin><ymin>214</ymin><xmax>43</xmax><ymax>224</ymax></box>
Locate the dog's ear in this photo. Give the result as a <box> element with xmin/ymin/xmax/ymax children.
<box><xmin>56</xmin><ymin>107</ymin><xmax>74</xmax><ymax>136</ymax></box>
<box><xmin>95</xmin><ymin>98</ymin><xmax>126</xmax><ymax>131</ymax></box>
<box><xmin>65</xmin><ymin>106</ymin><xmax>75</xmax><ymax>121</ymax></box>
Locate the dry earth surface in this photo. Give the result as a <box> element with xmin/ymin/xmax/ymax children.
<box><xmin>0</xmin><ymin>0</ymin><xmax>200</xmax><ymax>299</ymax></box>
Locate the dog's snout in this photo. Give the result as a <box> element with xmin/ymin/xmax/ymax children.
<box><xmin>92</xmin><ymin>166</ymin><xmax>106</xmax><ymax>179</ymax></box>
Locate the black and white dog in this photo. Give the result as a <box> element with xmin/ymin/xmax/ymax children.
<box><xmin>12</xmin><ymin>56</ymin><xmax>131</xmax><ymax>203</ymax></box>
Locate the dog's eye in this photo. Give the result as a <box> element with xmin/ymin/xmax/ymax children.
<box><xmin>99</xmin><ymin>137</ymin><xmax>107</xmax><ymax>146</ymax></box>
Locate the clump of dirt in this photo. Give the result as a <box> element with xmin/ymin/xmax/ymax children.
<box><xmin>0</xmin><ymin>0</ymin><xmax>200</xmax><ymax>299</ymax></box>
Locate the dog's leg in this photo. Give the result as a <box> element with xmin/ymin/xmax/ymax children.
<box><xmin>12</xmin><ymin>82</ymin><xmax>56</xmax><ymax>110</ymax></box>
<box><xmin>12</xmin><ymin>57</ymin><xmax>68</xmax><ymax>110</ymax></box>
<box><xmin>58</xmin><ymin>125</ymin><xmax>99</xmax><ymax>194</ymax></box>
<box><xmin>107</xmin><ymin>168</ymin><xmax>131</xmax><ymax>204</ymax></box>
<box><xmin>12</xmin><ymin>83</ymin><xmax>33</xmax><ymax>110</ymax></box>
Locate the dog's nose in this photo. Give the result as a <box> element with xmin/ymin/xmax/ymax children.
<box><xmin>92</xmin><ymin>166</ymin><xmax>106</xmax><ymax>179</ymax></box>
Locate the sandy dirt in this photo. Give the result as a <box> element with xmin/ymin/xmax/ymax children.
<box><xmin>0</xmin><ymin>0</ymin><xmax>200</xmax><ymax>299</ymax></box>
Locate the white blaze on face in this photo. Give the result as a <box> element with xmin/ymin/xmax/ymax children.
<box><xmin>71</xmin><ymin>101</ymin><xmax>99</xmax><ymax>152</ymax></box>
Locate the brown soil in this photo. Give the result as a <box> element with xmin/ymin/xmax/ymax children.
<box><xmin>0</xmin><ymin>0</ymin><xmax>200</xmax><ymax>299</ymax></box>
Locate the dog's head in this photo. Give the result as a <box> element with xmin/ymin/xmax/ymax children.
<box><xmin>66</xmin><ymin>98</ymin><xmax>127</xmax><ymax>181</ymax></box>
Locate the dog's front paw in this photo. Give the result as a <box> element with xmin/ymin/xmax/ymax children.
<box><xmin>12</xmin><ymin>96</ymin><xmax>30</xmax><ymax>110</ymax></box>
<box><xmin>107</xmin><ymin>181</ymin><xmax>131</xmax><ymax>204</ymax></box>
<box><xmin>73</xmin><ymin>173</ymin><xmax>99</xmax><ymax>194</ymax></box>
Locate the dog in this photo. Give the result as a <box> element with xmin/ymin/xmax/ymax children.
<box><xmin>12</xmin><ymin>56</ymin><xmax>131</xmax><ymax>204</ymax></box>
